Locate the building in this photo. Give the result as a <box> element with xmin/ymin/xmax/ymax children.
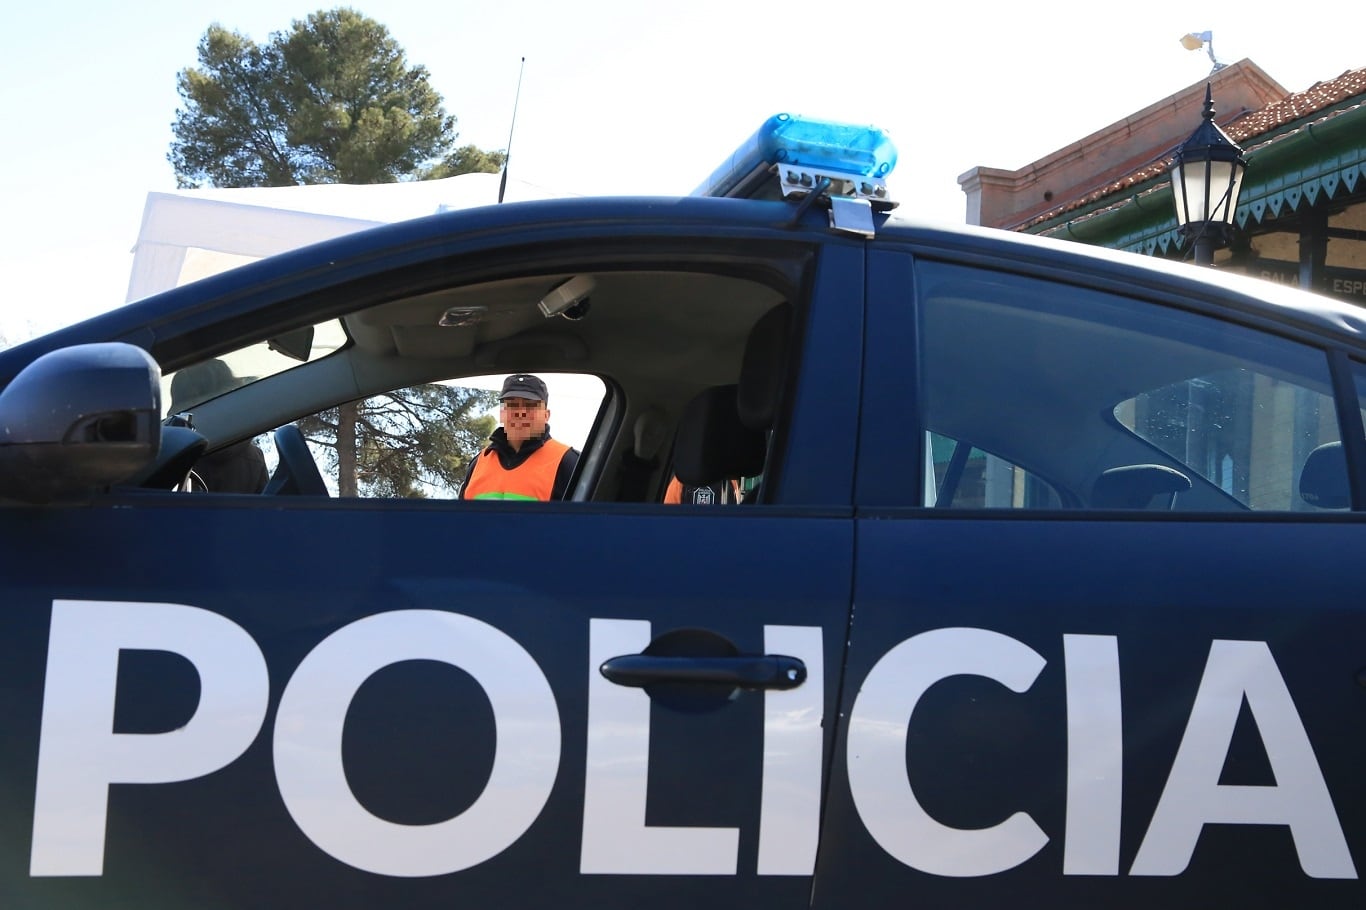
<box><xmin>959</xmin><ymin>59</ymin><xmax>1366</xmax><ymax>305</ymax></box>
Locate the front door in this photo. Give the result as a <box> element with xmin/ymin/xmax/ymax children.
<box><xmin>0</xmin><ymin>234</ymin><xmax>864</xmax><ymax>908</ymax></box>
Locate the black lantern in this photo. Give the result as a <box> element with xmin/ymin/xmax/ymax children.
<box><xmin>1171</xmin><ymin>85</ymin><xmax>1247</xmax><ymax>265</ymax></box>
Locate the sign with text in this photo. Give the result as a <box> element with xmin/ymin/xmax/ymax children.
<box><xmin>1244</xmin><ymin>258</ymin><xmax>1366</xmax><ymax>303</ymax></box>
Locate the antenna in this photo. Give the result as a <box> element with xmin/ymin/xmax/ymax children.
<box><xmin>497</xmin><ymin>57</ymin><xmax>526</xmax><ymax>204</ymax></box>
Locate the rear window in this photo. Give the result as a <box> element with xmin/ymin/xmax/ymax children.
<box><xmin>1115</xmin><ymin>367</ymin><xmax>1341</xmax><ymax>510</ymax></box>
<box><xmin>163</xmin><ymin>320</ymin><xmax>349</xmax><ymax>416</ymax></box>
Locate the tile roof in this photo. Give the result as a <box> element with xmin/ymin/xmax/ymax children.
<box><xmin>1019</xmin><ymin>66</ymin><xmax>1366</xmax><ymax>231</ymax></box>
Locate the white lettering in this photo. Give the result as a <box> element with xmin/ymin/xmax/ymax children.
<box><xmin>580</xmin><ymin>619</ymin><xmax>739</xmax><ymax>874</ymax></box>
<box><xmin>1131</xmin><ymin>640</ymin><xmax>1356</xmax><ymax>878</ymax></box>
<box><xmin>756</xmin><ymin>625</ymin><xmax>824</xmax><ymax>875</ymax></box>
<box><xmin>273</xmin><ymin>610</ymin><xmax>559</xmax><ymax>877</ymax></box>
<box><xmin>32</xmin><ymin>600</ymin><xmax>1350</xmax><ymax>885</ymax></box>
<box><xmin>847</xmin><ymin>627</ymin><xmax>1049</xmax><ymax>877</ymax></box>
<box><xmin>1062</xmin><ymin>634</ymin><xmax>1123</xmax><ymax>875</ymax></box>
<box><xmin>31</xmin><ymin>600</ymin><xmax>268</xmax><ymax>876</ymax></box>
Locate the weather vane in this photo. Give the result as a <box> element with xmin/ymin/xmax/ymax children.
<box><xmin>1180</xmin><ymin>31</ymin><xmax>1227</xmax><ymax>75</ymax></box>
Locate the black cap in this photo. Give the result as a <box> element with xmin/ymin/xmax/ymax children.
<box><xmin>500</xmin><ymin>373</ymin><xmax>548</xmax><ymax>402</ymax></box>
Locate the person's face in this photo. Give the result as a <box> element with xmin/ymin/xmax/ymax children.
<box><xmin>501</xmin><ymin>397</ymin><xmax>548</xmax><ymax>447</ymax></box>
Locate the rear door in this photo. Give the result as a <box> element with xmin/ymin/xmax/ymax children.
<box><xmin>0</xmin><ymin>229</ymin><xmax>862</xmax><ymax>908</ymax></box>
<box><xmin>814</xmin><ymin>247</ymin><xmax>1366</xmax><ymax>907</ymax></box>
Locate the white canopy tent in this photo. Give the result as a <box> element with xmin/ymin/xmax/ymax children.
<box><xmin>125</xmin><ymin>172</ymin><xmax>564</xmax><ymax>302</ymax></box>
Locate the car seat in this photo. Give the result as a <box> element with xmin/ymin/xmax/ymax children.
<box><xmin>1299</xmin><ymin>441</ymin><xmax>1350</xmax><ymax>509</ymax></box>
<box><xmin>671</xmin><ymin>384</ymin><xmax>766</xmax><ymax>496</ymax></box>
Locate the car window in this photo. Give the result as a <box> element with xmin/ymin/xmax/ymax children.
<box><xmin>1114</xmin><ymin>367</ymin><xmax>1339</xmax><ymax>510</ymax></box>
<box><xmin>152</xmin><ymin>265</ymin><xmax>798</xmax><ymax>504</ymax></box>
<box><xmin>924</xmin><ymin>431</ymin><xmax>1064</xmax><ymax>508</ymax></box>
<box><xmin>916</xmin><ymin>261</ymin><xmax>1349</xmax><ymax>512</ymax></box>
<box><xmin>1356</xmin><ymin>360</ymin><xmax>1366</xmax><ymax>431</ymax></box>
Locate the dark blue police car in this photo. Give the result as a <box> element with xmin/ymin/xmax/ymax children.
<box><xmin>1</xmin><ymin>115</ymin><xmax>1364</xmax><ymax>908</ymax></box>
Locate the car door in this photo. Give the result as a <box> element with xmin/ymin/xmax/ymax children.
<box><xmin>813</xmin><ymin>247</ymin><xmax>1366</xmax><ymax>908</ymax></box>
<box><xmin>0</xmin><ymin>220</ymin><xmax>863</xmax><ymax>908</ymax></box>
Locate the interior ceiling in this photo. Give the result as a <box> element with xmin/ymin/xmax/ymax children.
<box><xmin>343</xmin><ymin>268</ymin><xmax>785</xmax><ymax>392</ymax></box>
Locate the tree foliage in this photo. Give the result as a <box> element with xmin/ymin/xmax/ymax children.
<box><xmin>171</xmin><ymin>8</ymin><xmax>463</xmax><ymax>187</ymax></box>
<box><xmin>170</xmin><ymin>8</ymin><xmax>509</xmax><ymax>495</ymax></box>
<box><xmin>420</xmin><ymin>144</ymin><xmax>507</xmax><ymax>180</ymax></box>
<box><xmin>297</xmin><ymin>385</ymin><xmax>497</xmax><ymax>498</ymax></box>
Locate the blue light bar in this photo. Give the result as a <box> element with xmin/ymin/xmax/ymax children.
<box><xmin>694</xmin><ymin>113</ymin><xmax>898</xmax><ymax>200</ymax></box>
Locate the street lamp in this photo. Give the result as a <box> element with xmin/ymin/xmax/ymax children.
<box><xmin>1171</xmin><ymin>85</ymin><xmax>1247</xmax><ymax>266</ymax></box>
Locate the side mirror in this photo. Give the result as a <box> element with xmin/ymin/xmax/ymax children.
<box><xmin>0</xmin><ymin>343</ymin><xmax>163</xmax><ymax>503</ymax></box>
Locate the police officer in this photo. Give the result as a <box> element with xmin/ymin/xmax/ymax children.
<box><xmin>459</xmin><ymin>374</ymin><xmax>580</xmax><ymax>501</ymax></box>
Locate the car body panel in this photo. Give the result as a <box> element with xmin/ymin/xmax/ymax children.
<box><xmin>2</xmin><ymin>196</ymin><xmax>1365</xmax><ymax>907</ymax></box>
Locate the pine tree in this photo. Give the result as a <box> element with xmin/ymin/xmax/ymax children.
<box><xmin>170</xmin><ymin>9</ymin><xmax>507</xmax><ymax>496</ymax></box>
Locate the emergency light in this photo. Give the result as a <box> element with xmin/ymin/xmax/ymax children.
<box><xmin>694</xmin><ymin>113</ymin><xmax>898</xmax><ymax>204</ymax></box>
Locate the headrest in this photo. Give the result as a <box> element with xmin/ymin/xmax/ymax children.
<box><xmin>632</xmin><ymin>407</ymin><xmax>669</xmax><ymax>461</ymax></box>
<box><xmin>1300</xmin><ymin>441</ymin><xmax>1349</xmax><ymax>509</ymax></box>
<box><xmin>1092</xmin><ymin>464</ymin><xmax>1192</xmax><ymax>510</ymax></box>
<box><xmin>738</xmin><ymin>304</ymin><xmax>791</xmax><ymax>431</ymax></box>
<box><xmin>169</xmin><ymin>358</ymin><xmax>252</xmax><ymax>413</ymax></box>
<box><xmin>673</xmin><ymin>385</ymin><xmax>767</xmax><ymax>485</ymax></box>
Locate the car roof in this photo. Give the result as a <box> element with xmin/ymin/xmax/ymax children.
<box><xmin>875</xmin><ymin>209</ymin><xmax>1366</xmax><ymax>345</ymax></box>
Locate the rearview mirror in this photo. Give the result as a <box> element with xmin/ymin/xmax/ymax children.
<box><xmin>0</xmin><ymin>343</ymin><xmax>163</xmax><ymax>503</ymax></box>
<box><xmin>267</xmin><ymin>325</ymin><xmax>316</xmax><ymax>363</ymax></box>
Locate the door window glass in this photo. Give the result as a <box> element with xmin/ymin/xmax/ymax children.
<box><xmin>916</xmin><ymin>261</ymin><xmax>1348</xmax><ymax>512</ymax></box>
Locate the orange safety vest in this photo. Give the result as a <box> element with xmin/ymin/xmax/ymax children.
<box><xmin>463</xmin><ymin>439</ymin><xmax>572</xmax><ymax>501</ymax></box>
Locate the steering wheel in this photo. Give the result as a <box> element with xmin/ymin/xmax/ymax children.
<box><xmin>264</xmin><ymin>424</ymin><xmax>328</xmax><ymax>496</ymax></box>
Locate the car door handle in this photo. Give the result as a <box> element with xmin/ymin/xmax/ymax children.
<box><xmin>599</xmin><ymin>654</ymin><xmax>807</xmax><ymax>690</ymax></box>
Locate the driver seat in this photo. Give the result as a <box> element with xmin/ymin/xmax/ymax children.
<box><xmin>671</xmin><ymin>384</ymin><xmax>766</xmax><ymax>495</ymax></box>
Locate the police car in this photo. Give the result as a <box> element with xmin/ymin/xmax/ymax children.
<box><xmin>1</xmin><ymin>114</ymin><xmax>1364</xmax><ymax>908</ymax></box>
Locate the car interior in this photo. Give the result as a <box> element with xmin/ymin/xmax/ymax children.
<box><xmin>157</xmin><ymin>265</ymin><xmax>795</xmax><ymax>504</ymax></box>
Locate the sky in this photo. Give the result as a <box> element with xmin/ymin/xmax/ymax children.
<box><xmin>1</xmin><ymin>0</ymin><xmax>1361</xmax><ymax>343</ymax></box>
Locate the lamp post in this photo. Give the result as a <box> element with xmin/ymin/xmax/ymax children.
<box><xmin>1171</xmin><ymin>85</ymin><xmax>1247</xmax><ymax>266</ymax></box>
